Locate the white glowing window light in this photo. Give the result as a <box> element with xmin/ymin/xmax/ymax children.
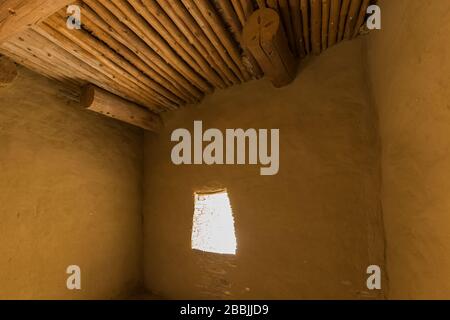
<box><xmin>191</xmin><ymin>191</ymin><xmax>237</xmax><ymax>255</ymax></box>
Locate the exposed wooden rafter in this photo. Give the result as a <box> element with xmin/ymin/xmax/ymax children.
<box><xmin>81</xmin><ymin>84</ymin><xmax>163</xmax><ymax>132</ymax></box>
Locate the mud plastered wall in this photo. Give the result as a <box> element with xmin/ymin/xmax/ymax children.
<box><xmin>143</xmin><ymin>39</ymin><xmax>385</xmax><ymax>299</ymax></box>
<box><xmin>366</xmin><ymin>0</ymin><xmax>450</xmax><ymax>299</ymax></box>
<box><xmin>0</xmin><ymin>67</ymin><xmax>144</xmax><ymax>299</ymax></box>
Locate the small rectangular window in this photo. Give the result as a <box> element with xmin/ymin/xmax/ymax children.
<box><xmin>191</xmin><ymin>190</ymin><xmax>237</xmax><ymax>255</ymax></box>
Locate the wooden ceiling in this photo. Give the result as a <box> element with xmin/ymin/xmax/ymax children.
<box><xmin>0</xmin><ymin>0</ymin><xmax>372</xmax><ymax>116</ymax></box>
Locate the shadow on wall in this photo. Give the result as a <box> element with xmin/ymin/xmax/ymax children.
<box><xmin>0</xmin><ymin>67</ymin><xmax>144</xmax><ymax>300</ymax></box>
<box><xmin>365</xmin><ymin>0</ymin><xmax>450</xmax><ymax>299</ymax></box>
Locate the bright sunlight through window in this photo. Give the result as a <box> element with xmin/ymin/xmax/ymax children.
<box><xmin>191</xmin><ymin>190</ymin><xmax>237</xmax><ymax>255</ymax></box>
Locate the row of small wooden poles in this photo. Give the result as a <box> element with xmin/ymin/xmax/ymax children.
<box><xmin>1</xmin><ymin>1</ymin><xmax>371</xmax><ymax>112</ymax></box>
<box><xmin>0</xmin><ymin>0</ymin><xmax>373</xmax><ymax>131</ymax></box>
<box><xmin>255</xmin><ymin>0</ymin><xmax>371</xmax><ymax>58</ymax></box>
<box><xmin>2</xmin><ymin>0</ymin><xmax>260</xmax><ymax>113</ymax></box>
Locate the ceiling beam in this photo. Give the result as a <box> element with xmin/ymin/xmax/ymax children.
<box><xmin>0</xmin><ymin>0</ymin><xmax>74</xmax><ymax>44</ymax></box>
<box><xmin>81</xmin><ymin>84</ymin><xmax>163</xmax><ymax>132</ymax></box>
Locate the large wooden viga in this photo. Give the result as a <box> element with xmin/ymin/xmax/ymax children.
<box><xmin>81</xmin><ymin>84</ymin><xmax>163</xmax><ymax>132</ymax></box>
<box><xmin>242</xmin><ymin>8</ymin><xmax>297</xmax><ymax>88</ymax></box>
